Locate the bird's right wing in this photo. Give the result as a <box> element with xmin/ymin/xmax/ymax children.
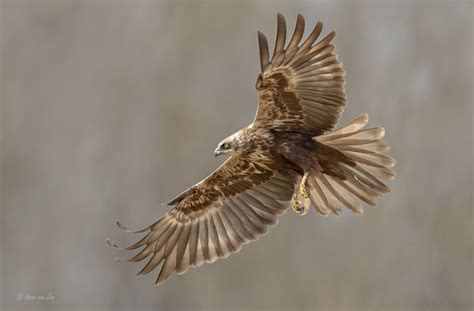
<box><xmin>253</xmin><ymin>14</ymin><xmax>346</xmax><ymax>135</ymax></box>
<box><xmin>114</xmin><ymin>154</ymin><xmax>294</xmax><ymax>286</ymax></box>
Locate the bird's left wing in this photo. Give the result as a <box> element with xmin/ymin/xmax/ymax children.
<box><xmin>114</xmin><ymin>154</ymin><xmax>294</xmax><ymax>285</ymax></box>
<box><xmin>253</xmin><ymin>14</ymin><xmax>346</xmax><ymax>135</ymax></box>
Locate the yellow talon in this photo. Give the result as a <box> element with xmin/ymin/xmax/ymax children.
<box><xmin>292</xmin><ymin>172</ymin><xmax>310</xmax><ymax>216</ymax></box>
<box><xmin>299</xmin><ymin>173</ymin><xmax>309</xmax><ymax>198</ymax></box>
<box><xmin>291</xmin><ymin>198</ymin><xmax>305</xmax><ymax>215</ymax></box>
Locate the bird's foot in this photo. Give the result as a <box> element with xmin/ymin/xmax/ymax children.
<box><xmin>291</xmin><ymin>172</ymin><xmax>310</xmax><ymax>216</ymax></box>
<box><xmin>298</xmin><ymin>172</ymin><xmax>309</xmax><ymax>198</ymax></box>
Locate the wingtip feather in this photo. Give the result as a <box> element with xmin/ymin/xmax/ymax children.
<box><xmin>257</xmin><ymin>31</ymin><xmax>270</xmax><ymax>73</ymax></box>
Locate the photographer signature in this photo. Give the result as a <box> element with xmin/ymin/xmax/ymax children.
<box><xmin>16</xmin><ymin>291</ymin><xmax>55</xmax><ymax>302</ymax></box>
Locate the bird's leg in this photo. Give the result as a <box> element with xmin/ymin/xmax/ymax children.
<box><xmin>291</xmin><ymin>172</ymin><xmax>310</xmax><ymax>216</ymax></box>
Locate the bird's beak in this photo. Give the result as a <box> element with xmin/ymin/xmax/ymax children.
<box><xmin>214</xmin><ymin>149</ymin><xmax>223</xmax><ymax>158</ymax></box>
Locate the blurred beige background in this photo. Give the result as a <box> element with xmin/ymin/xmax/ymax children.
<box><xmin>1</xmin><ymin>1</ymin><xmax>472</xmax><ymax>311</ymax></box>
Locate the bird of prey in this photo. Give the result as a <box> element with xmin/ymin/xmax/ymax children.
<box><xmin>108</xmin><ymin>13</ymin><xmax>395</xmax><ymax>286</ymax></box>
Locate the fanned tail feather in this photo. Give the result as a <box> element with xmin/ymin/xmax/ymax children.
<box><xmin>310</xmin><ymin>113</ymin><xmax>395</xmax><ymax>216</ymax></box>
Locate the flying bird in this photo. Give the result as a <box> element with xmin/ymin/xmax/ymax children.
<box><xmin>108</xmin><ymin>13</ymin><xmax>396</xmax><ymax>286</ymax></box>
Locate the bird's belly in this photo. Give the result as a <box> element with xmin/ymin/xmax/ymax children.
<box><xmin>275</xmin><ymin>140</ymin><xmax>318</xmax><ymax>172</ymax></box>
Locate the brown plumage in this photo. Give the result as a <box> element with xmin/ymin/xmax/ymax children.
<box><xmin>108</xmin><ymin>13</ymin><xmax>396</xmax><ymax>286</ymax></box>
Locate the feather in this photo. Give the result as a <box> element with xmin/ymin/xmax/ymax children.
<box><xmin>287</xmin><ymin>14</ymin><xmax>305</xmax><ymax>50</ymax></box>
<box><xmin>319</xmin><ymin>174</ymin><xmax>362</xmax><ymax>215</ymax></box>
<box><xmin>293</xmin><ymin>45</ymin><xmax>335</xmax><ymax>69</ymax></box>
<box><xmin>344</xmin><ymin>151</ymin><xmax>396</xmax><ymax>168</ymax></box>
<box><xmin>233</xmin><ymin>197</ymin><xmax>268</xmax><ymax>233</ymax></box>
<box><xmin>213</xmin><ymin>211</ymin><xmax>236</xmax><ymax>253</ymax></box>
<box><xmin>220</xmin><ymin>204</ymin><xmax>250</xmax><ymax>243</ymax></box>
<box><xmin>217</xmin><ymin>209</ymin><xmax>245</xmax><ymax>250</ymax></box>
<box><xmin>328</xmin><ymin>176</ymin><xmax>364</xmax><ymax>215</ymax></box>
<box><xmin>246</xmin><ymin>189</ymin><xmax>282</xmax><ymax>213</ymax></box>
<box><xmin>317</xmin><ymin>175</ymin><xmax>343</xmax><ymax>215</ymax></box>
<box><xmin>308</xmin><ymin>176</ymin><xmax>334</xmax><ymax>215</ymax></box>
<box><xmin>176</xmin><ymin>247</ymin><xmax>191</xmax><ymax>275</ymax></box>
<box><xmin>257</xmin><ymin>183</ymin><xmax>291</xmax><ymax>201</ymax></box>
<box><xmin>199</xmin><ymin>216</ymin><xmax>210</xmax><ymax>262</ymax></box>
<box><xmin>155</xmin><ymin>246</ymin><xmax>177</xmax><ymax>286</ymax></box>
<box><xmin>137</xmin><ymin>247</ymin><xmax>165</xmax><ymax>276</ymax></box>
<box><xmin>300</xmin><ymin>21</ymin><xmax>323</xmax><ymax>50</ymax></box>
<box><xmin>337</xmin><ymin>142</ymin><xmax>391</xmax><ymax>153</ymax></box>
<box><xmin>308</xmin><ymin>185</ymin><xmax>330</xmax><ymax>216</ymax></box>
<box><xmin>272</xmin><ymin>13</ymin><xmax>287</xmax><ymax>61</ymax></box>
<box><xmin>188</xmin><ymin>221</ymin><xmax>199</xmax><ymax>265</ymax></box>
<box><xmin>207</xmin><ymin>215</ymin><xmax>225</xmax><ymax>258</ymax></box>
<box><xmin>226</xmin><ymin>198</ymin><xmax>259</xmax><ymax>241</ymax></box>
<box><xmin>124</xmin><ymin>231</ymin><xmax>153</xmax><ymax>250</ymax></box>
<box><xmin>128</xmin><ymin>241</ymin><xmax>156</xmax><ymax>262</ymax></box>
<box><xmin>310</xmin><ymin>32</ymin><xmax>336</xmax><ymax>54</ymax></box>
<box><xmin>258</xmin><ymin>31</ymin><xmax>270</xmax><ymax>73</ymax></box>
<box><xmin>352</xmin><ymin>165</ymin><xmax>391</xmax><ymax>192</ymax></box>
<box><xmin>241</xmin><ymin>192</ymin><xmax>278</xmax><ymax>224</ymax></box>
<box><xmin>130</xmin><ymin>220</ymin><xmax>171</xmax><ymax>250</ymax></box>
<box><xmin>163</xmin><ymin>225</ymin><xmax>183</xmax><ymax>258</ymax></box>
<box><xmin>194</xmin><ymin>232</ymin><xmax>206</xmax><ymax>268</ymax></box>
<box><xmin>116</xmin><ymin>219</ymin><xmax>152</xmax><ymax>233</ymax></box>
<box><xmin>175</xmin><ymin>224</ymin><xmax>192</xmax><ymax>272</ymax></box>
<box><xmin>334</xmin><ymin>178</ymin><xmax>377</xmax><ymax>206</ymax></box>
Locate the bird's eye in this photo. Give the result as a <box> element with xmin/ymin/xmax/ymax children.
<box><xmin>222</xmin><ymin>143</ymin><xmax>229</xmax><ymax>149</ymax></box>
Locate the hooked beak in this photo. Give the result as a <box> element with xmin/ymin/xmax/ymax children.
<box><xmin>214</xmin><ymin>148</ymin><xmax>223</xmax><ymax>158</ymax></box>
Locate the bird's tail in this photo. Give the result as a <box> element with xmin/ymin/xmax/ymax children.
<box><xmin>306</xmin><ymin>114</ymin><xmax>396</xmax><ymax>216</ymax></box>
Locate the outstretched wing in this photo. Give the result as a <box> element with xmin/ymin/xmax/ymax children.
<box><xmin>119</xmin><ymin>154</ymin><xmax>294</xmax><ymax>285</ymax></box>
<box><xmin>254</xmin><ymin>13</ymin><xmax>346</xmax><ymax>135</ymax></box>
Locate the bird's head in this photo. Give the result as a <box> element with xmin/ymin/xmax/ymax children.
<box><xmin>214</xmin><ymin>130</ymin><xmax>243</xmax><ymax>158</ymax></box>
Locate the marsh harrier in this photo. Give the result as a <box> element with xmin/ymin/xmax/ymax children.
<box><xmin>108</xmin><ymin>13</ymin><xmax>396</xmax><ymax>286</ymax></box>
